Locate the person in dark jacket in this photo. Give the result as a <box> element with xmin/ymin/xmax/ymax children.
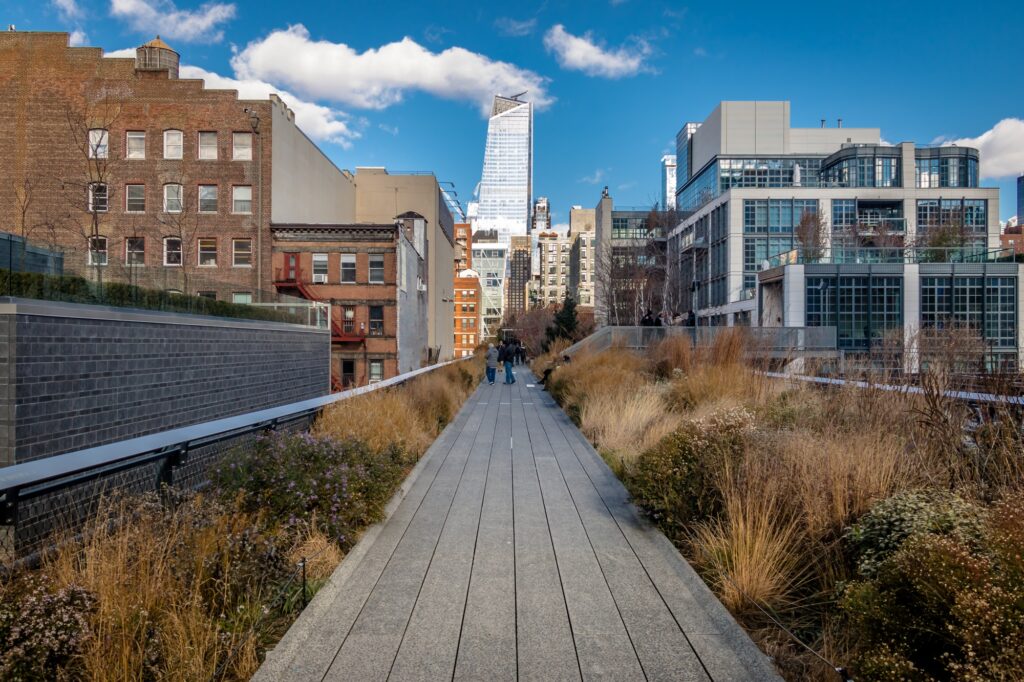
<box><xmin>499</xmin><ymin>342</ymin><xmax>516</xmax><ymax>384</ymax></box>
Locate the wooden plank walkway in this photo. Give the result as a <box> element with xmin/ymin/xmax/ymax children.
<box><xmin>256</xmin><ymin>369</ymin><xmax>780</xmax><ymax>681</ymax></box>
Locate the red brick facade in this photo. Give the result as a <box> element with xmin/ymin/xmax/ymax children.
<box><xmin>0</xmin><ymin>32</ymin><xmax>275</xmax><ymax>301</ymax></box>
<box><xmin>453</xmin><ymin>222</ymin><xmax>481</xmax><ymax>358</ymax></box>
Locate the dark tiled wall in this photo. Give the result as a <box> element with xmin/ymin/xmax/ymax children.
<box><xmin>2</xmin><ymin>307</ymin><xmax>329</xmax><ymax>464</ymax></box>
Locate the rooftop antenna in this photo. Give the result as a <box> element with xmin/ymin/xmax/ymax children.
<box><xmin>510</xmin><ymin>91</ymin><xmax>527</xmax><ymax>101</ymax></box>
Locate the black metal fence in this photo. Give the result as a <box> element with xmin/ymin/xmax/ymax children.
<box><xmin>0</xmin><ymin>359</ymin><xmax>467</xmax><ymax>564</ymax></box>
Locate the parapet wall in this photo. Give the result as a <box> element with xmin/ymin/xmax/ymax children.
<box><xmin>0</xmin><ymin>298</ymin><xmax>330</xmax><ymax>465</ymax></box>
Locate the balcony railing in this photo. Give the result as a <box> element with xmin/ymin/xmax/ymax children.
<box><xmin>764</xmin><ymin>245</ymin><xmax>1013</xmax><ymax>269</ymax></box>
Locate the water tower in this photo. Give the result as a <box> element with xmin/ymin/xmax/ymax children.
<box><xmin>135</xmin><ymin>36</ymin><xmax>179</xmax><ymax>79</ymax></box>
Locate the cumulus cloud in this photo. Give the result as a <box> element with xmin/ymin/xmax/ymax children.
<box><xmin>494</xmin><ymin>17</ymin><xmax>537</xmax><ymax>37</ymax></box>
<box><xmin>230</xmin><ymin>25</ymin><xmax>552</xmax><ymax>115</ymax></box>
<box><xmin>53</xmin><ymin>0</ymin><xmax>83</xmax><ymax>20</ymax></box>
<box><xmin>103</xmin><ymin>47</ymin><xmax>137</xmax><ymax>58</ymax></box>
<box><xmin>543</xmin><ymin>24</ymin><xmax>651</xmax><ymax>78</ymax></box>
<box><xmin>579</xmin><ymin>169</ymin><xmax>605</xmax><ymax>184</ymax></box>
<box><xmin>944</xmin><ymin>118</ymin><xmax>1024</xmax><ymax>179</ymax></box>
<box><xmin>68</xmin><ymin>30</ymin><xmax>89</xmax><ymax>46</ymax></box>
<box><xmin>179</xmin><ymin>65</ymin><xmax>359</xmax><ymax>147</ymax></box>
<box><xmin>109</xmin><ymin>0</ymin><xmax>236</xmax><ymax>43</ymax></box>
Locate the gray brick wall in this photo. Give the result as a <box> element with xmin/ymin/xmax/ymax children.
<box><xmin>0</xmin><ymin>299</ymin><xmax>329</xmax><ymax>464</ymax></box>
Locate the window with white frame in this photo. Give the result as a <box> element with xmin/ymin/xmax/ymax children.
<box><xmin>88</xmin><ymin>183</ymin><xmax>108</xmax><ymax>212</ymax></box>
<box><xmin>163</xmin><ymin>237</ymin><xmax>182</xmax><ymax>266</ymax></box>
<box><xmin>164</xmin><ymin>184</ymin><xmax>183</xmax><ymax>213</ymax></box>
<box><xmin>369</xmin><ymin>305</ymin><xmax>384</xmax><ymax>335</ymax></box>
<box><xmin>88</xmin><ymin>129</ymin><xmax>108</xmax><ymax>158</ymax></box>
<box><xmin>125</xmin><ymin>184</ymin><xmax>146</xmax><ymax>212</ymax></box>
<box><xmin>88</xmin><ymin>236</ymin><xmax>108</xmax><ymax>265</ymax></box>
<box><xmin>198</xmin><ymin>185</ymin><xmax>218</xmax><ymax>213</ymax></box>
<box><xmin>232</xmin><ymin>132</ymin><xmax>252</xmax><ymax>160</ymax></box>
<box><xmin>312</xmin><ymin>253</ymin><xmax>329</xmax><ymax>282</ymax></box>
<box><xmin>125</xmin><ymin>237</ymin><xmax>145</xmax><ymax>266</ymax></box>
<box><xmin>163</xmin><ymin>130</ymin><xmax>183</xmax><ymax>159</ymax></box>
<box><xmin>232</xmin><ymin>292</ymin><xmax>253</xmax><ymax>305</ymax></box>
<box><xmin>369</xmin><ymin>254</ymin><xmax>385</xmax><ymax>283</ymax></box>
<box><xmin>198</xmin><ymin>131</ymin><xmax>217</xmax><ymax>160</ymax></box>
<box><xmin>198</xmin><ymin>238</ymin><xmax>217</xmax><ymax>266</ymax></box>
<box><xmin>232</xmin><ymin>239</ymin><xmax>252</xmax><ymax>267</ymax></box>
<box><xmin>341</xmin><ymin>253</ymin><xmax>356</xmax><ymax>282</ymax></box>
<box><xmin>232</xmin><ymin>186</ymin><xmax>252</xmax><ymax>214</ymax></box>
<box><xmin>369</xmin><ymin>359</ymin><xmax>384</xmax><ymax>383</ymax></box>
<box><xmin>126</xmin><ymin>131</ymin><xmax>145</xmax><ymax>159</ymax></box>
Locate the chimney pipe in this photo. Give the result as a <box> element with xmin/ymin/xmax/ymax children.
<box><xmin>838</xmin><ymin>118</ymin><xmax>843</xmax><ymax>129</ymax></box>
<box><xmin>821</xmin><ymin>119</ymin><xmax>826</xmax><ymax>128</ymax></box>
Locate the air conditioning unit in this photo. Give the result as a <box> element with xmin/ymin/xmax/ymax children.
<box><xmin>313</xmin><ymin>273</ymin><xmax>327</xmax><ymax>284</ymax></box>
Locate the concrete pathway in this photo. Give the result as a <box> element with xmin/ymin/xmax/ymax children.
<box><xmin>256</xmin><ymin>368</ymin><xmax>780</xmax><ymax>681</ymax></box>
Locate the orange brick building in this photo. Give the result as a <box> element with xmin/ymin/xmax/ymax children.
<box><xmin>0</xmin><ymin>32</ymin><xmax>356</xmax><ymax>301</ymax></box>
<box><xmin>453</xmin><ymin>223</ymin><xmax>482</xmax><ymax>357</ymax></box>
<box><xmin>272</xmin><ymin>216</ymin><xmax>429</xmax><ymax>389</ymax></box>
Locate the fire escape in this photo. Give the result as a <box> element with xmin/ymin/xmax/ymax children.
<box><xmin>274</xmin><ymin>253</ymin><xmax>365</xmax><ymax>391</ymax></box>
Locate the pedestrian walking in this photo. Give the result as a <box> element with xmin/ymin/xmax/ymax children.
<box><xmin>485</xmin><ymin>343</ymin><xmax>499</xmax><ymax>385</ymax></box>
<box><xmin>517</xmin><ymin>343</ymin><xmax>527</xmax><ymax>365</ymax></box>
<box><xmin>500</xmin><ymin>341</ymin><xmax>516</xmax><ymax>384</ymax></box>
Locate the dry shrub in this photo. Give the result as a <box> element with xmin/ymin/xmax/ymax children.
<box><xmin>706</xmin><ymin>326</ymin><xmax>749</xmax><ymax>366</ymax></box>
<box><xmin>579</xmin><ymin>383</ymin><xmax>681</xmax><ymax>468</ymax></box>
<box><xmin>666</xmin><ymin>362</ymin><xmax>765</xmax><ymax>412</ymax></box>
<box><xmin>315</xmin><ymin>389</ymin><xmax>431</xmax><ymax>459</ymax></box>
<box><xmin>651</xmin><ymin>334</ymin><xmax>694</xmax><ymax>376</ymax></box>
<box><xmin>288</xmin><ymin>525</ymin><xmax>344</xmax><ymax>583</ymax></box>
<box><xmin>530</xmin><ymin>337</ymin><xmax>572</xmax><ymax>376</ymax></box>
<box><xmin>546</xmin><ymin>348</ymin><xmax>648</xmax><ymax>420</ymax></box>
<box><xmin>690</xmin><ymin>468</ymin><xmax>808</xmax><ymax>615</ymax></box>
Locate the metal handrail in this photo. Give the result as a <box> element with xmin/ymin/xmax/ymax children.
<box><xmin>1</xmin><ymin>357</ymin><xmax>472</xmax><ymax>559</ymax></box>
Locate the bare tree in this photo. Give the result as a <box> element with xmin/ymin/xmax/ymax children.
<box><xmin>795</xmin><ymin>211</ymin><xmax>828</xmax><ymax>261</ymax></box>
<box><xmin>157</xmin><ymin>175</ymin><xmax>206</xmax><ymax>296</ymax></box>
<box><xmin>61</xmin><ymin>98</ymin><xmax>122</xmax><ymax>287</ymax></box>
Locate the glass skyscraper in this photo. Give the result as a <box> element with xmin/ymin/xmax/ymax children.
<box><xmin>476</xmin><ymin>95</ymin><xmax>533</xmax><ymax>244</ymax></box>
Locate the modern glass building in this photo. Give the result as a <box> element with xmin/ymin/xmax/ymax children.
<box><xmin>666</xmin><ymin>102</ymin><xmax>1002</xmax><ymax>328</ymax></box>
<box><xmin>475</xmin><ymin>95</ymin><xmax>533</xmax><ymax>244</ymax></box>
<box><xmin>470</xmin><ymin>238</ymin><xmax>509</xmax><ymax>337</ymax></box>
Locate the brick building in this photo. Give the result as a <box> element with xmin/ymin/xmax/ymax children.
<box><xmin>453</xmin><ymin>223</ymin><xmax>482</xmax><ymax>357</ymax></box>
<box><xmin>271</xmin><ymin>215</ymin><xmax>428</xmax><ymax>389</ymax></box>
<box><xmin>0</xmin><ymin>31</ymin><xmax>355</xmax><ymax>301</ymax></box>
<box><xmin>507</xmin><ymin>235</ymin><xmax>532</xmax><ymax>314</ymax></box>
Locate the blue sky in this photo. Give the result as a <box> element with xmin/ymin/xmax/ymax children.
<box><xmin>12</xmin><ymin>0</ymin><xmax>1024</xmax><ymax>224</ymax></box>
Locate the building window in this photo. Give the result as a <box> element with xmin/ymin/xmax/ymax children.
<box><xmin>341</xmin><ymin>253</ymin><xmax>356</xmax><ymax>283</ymax></box>
<box><xmin>163</xmin><ymin>130</ymin><xmax>183</xmax><ymax>159</ymax></box>
<box><xmin>198</xmin><ymin>238</ymin><xmax>217</xmax><ymax>266</ymax></box>
<box><xmin>312</xmin><ymin>253</ymin><xmax>328</xmax><ymax>282</ymax></box>
<box><xmin>232</xmin><ymin>132</ymin><xmax>252</xmax><ymax>160</ymax></box>
<box><xmin>88</xmin><ymin>236</ymin><xmax>107</xmax><ymax>265</ymax></box>
<box><xmin>126</xmin><ymin>131</ymin><xmax>145</xmax><ymax>159</ymax></box>
<box><xmin>369</xmin><ymin>305</ymin><xmax>384</xmax><ymax>335</ymax></box>
<box><xmin>199</xmin><ymin>185</ymin><xmax>218</xmax><ymax>213</ymax></box>
<box><xmin>88</xmin><ymin>183</ymin><xmax>108</xmax><ymax>213</ymax></box>
<box><xmin>232</xmin><ymin>238</ymin><xmax>252</xmax><ymax>267</ymax></box>
<box><xmin>232</xmin><ymin>186</ymin><xmax>252</xmax><ymax>214</ymax></box>
<box><xmin>164</xmin><ymin>184</ymin><xmax>183</xmax><ymax>213</ymax></box>
<box><xmin>125</xmin><ymin>237</ymin><xmax>145</xmax><ymax>266</ymax></box>
<box><xmin>342</xmin><ymin>307</ymin><xmax>355</xmax><ymax>333</ymax></box>
<box><xmin>198</xmin><ymin>291</ymin><xmax>216</xmax><ymax>300</ymax></box>
<box><xmin>232</xmin><ymin>292</ymin><xmax>252</xmax><ymax>305</ymax></box>
<box><xmin>198</xmin><ymin>131</ymin><xmax>218</xmax><ymax>160</ymax></box>
<box><xmin>369</xmin><ymin>359</ymin><xmax>384</xmax><ymax>383</ymax></box>
<box><xmin>88</xmin><ymin>129</ymin><xmax>109</xmax><ymax>158</ymax></box>
<box><xmin>163</xmin><ymin>237</ymin><xmax>182</xmax><ymax>266</ymax></box>
<box><xmin>369</xmin><ymin>254</ymin><xmax>385</xmax><ymax>283</ymax></box>
<box><xmin>125</xmin><ymin>184</ymin><xmax>146</xmax><ymax>212</ymax></box>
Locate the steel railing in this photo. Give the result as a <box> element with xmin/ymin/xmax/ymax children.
<box><xmin>0</xmin><ymin>357</ymin><xmax>472</xmax><ymax>563</ymax></box>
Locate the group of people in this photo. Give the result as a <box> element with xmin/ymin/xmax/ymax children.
<box><xmin>484</xmin><ymin>340</ymin><xmax>527</xmax><ymax>385</ymax></box>
<box><xmin>640</xmin><ymin>309</ymin><xmax>698</xmax><ymax>327</ymax></box>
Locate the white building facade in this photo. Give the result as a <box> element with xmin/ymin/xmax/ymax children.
<box><xmin>661</xmin><ymin>155</ymin><xmax>677</xmax><ymax>210</ymax></box>
<box><xmin>475</xmin><ymin>95</ymin><xmax>533</xmax><ymax>244</ymax></box>
<box><xmin>471</xmin><ymin>240</ymin><xmax>509</xmax><ymax>337</ymax></box>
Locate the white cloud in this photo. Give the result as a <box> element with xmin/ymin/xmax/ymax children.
<box><xmin>179</xmin><ymin>65</ymin><xmax>359</xmax><ymax>148</ymax></box>
<box><xmin>494</xmin><ymin>17</ymin><xmax>537</xmax><ymax>37</ymax></box>
<box><xmin>69</xmin><ymin>29</ymin><xmax>89</xmax><ymax>46</ymax></box>
<box><xmin>230</xmin><ymin>25</ymin><xmax>552</xmax><ymax>115</ymax></box>
<box><xmin>579</xmin><ymin>169</ymin><xmax>605</xmax><ymax>184</ymax></box>
<box><xmin>945</xmin><ymin>118</ymin><xmax>1024</xmax><ymax>179</ymax></box>
<box><xmin>378</xmin><ymin>123</ymin><xmax>399</xmax><ymax>136</ymax></box>
<box><xmin>692</xmin><ymin>47</ymin><xmax>707</xmax><ymax>58</ymax></box>
<box><xmin>109</xmin><ymin>0</ymin><xmax>236</xmax><ymax>43</ymax></box>
<box><xmin>543</xmin><ymin>24</ymin><xmax>650</xmax><ymax>78</ymax></box>
<box><xmin>53</xmin><ymin>0</ymin><xmax>83</xmax><ymax>20</ymax></box>
<box><xmin>103</xmin><ymin>47</ymin><xmax>137</xmax><ymax>58</ymax></box>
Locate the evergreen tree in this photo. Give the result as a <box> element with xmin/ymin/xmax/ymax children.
<box><xmin>545</xmin><ymin>294</ymin><xmax>578</xmax><ymax>349</ymax></box>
